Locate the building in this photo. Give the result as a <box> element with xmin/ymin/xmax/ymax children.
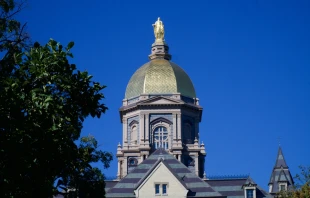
<box><xmin>105</xmin><ymin>18</ymin><xmax>293</xmax><ymax>198</ymax></box>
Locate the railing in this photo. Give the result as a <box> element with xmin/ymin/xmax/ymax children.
<box><xmin>207</xmin><ymin>174</ymin><xmax>249</xmax><ymax>180</ymax></box>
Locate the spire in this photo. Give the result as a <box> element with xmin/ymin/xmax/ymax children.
<box><xmin>274</xmin><ymin>146</ymin><xmax>288</xmax><ymax>168</ymax></box>
<box><xmin>268</xmin><ymin>146</ymin><xmax>294</xmax><ymax>194</ymax></box>
<box><xmin>149</xmin><ymin>17</ymin><xmax>171</xmax><ymax>61</ymax></box>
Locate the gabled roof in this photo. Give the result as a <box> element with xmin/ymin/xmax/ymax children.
<box><xmin>268</xmin><ymin>146</ymin><xmax>294</xmax><ymax>194</ymax></box>
<box><xmin>243</xmin><ymin>177</ymin><xmax>257</xmax><ymax>187</ymax></box>
<box><xmin>278</xmin><ymin>169</ymin><xmax>289</xmax><ymax>182</ymax></box>
<box><xmin>106</xmin><ymin>149</ymin><xmax>223</xmax><ymax>198</ymax></box>
<box><xmin>207</xmin><ymin>177</ymin><xmax>273</xmax><ymax>198</ymax></box>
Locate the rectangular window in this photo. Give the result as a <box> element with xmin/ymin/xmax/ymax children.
<box><xmin>246</xmin><ymin>189</ymin><xmax>254</xmax><ymax>198</ymax></box>
<box><xmin>280</xmin><ymin>185</ymin><xmax>286</xmax><ymax>191</ymax></box>
<box><xmin>155</xmin><ymin>184</ymin><xmax>160</xmax><ymax>195</ymax></box>
<box><xmin>162</xmin><ymin>184</ymin><xmax>167</xmax><ymax>194</ymax></box>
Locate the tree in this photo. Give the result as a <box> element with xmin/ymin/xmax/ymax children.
<box><xmin>56</xmin><ymin>136</ymin><xmax>112</xmax><ymax>198</ymax></box>
<box><xmin>278</xmin><ymin>166</ymin><xmax>310</xmax><ymax>198</ymax></box>
<box><xmin>0</xmin><ymin>0</ymin><xmax>29</xmax><ymax>63</ymax></box>
<box><xmin>0</xmin><ymin>1</ymin><xmax>112</xmax><ymax>197</ymax></box>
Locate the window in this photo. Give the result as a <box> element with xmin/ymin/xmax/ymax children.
<box><xmin>162</xmin><ymin>184</ymin><xmax>167</xmax><ymax>195</ymax></box>
<box><xmin>154</xmin><ymin>184</ymin><xmax>168</xmax><ymax>196</ymax></box>
<box><xmin>280</xmin><ymin>184</ymin><xmax>286</xmax><ymax>191</ymax></box>
<box><xmin>130</xmin><ymin>125</ymin><xmax>137</xmax><ymax>144</ymax></box>
<box><xmin>246</xmin><ymin>189</ymin><xmax>254</xmax><ymax>198</ymax></box>
<box><xmin>129</xmin><ymin>159</ymin><xmax>135</xmax><ymax>165</ymax></box>
<box><xmin>153</xmin><ymin>126</ymin><xmax>169</xmax><ymax>149</ymax></box>
<box><xmin>155</xmin><ymin>184</ymin><xmax>160</xmax><ymax>195</ymax></box>
<box><xmin>184</xmin><ymin>123</ymin><xmax>192</xmax><ymax>144</ymax></box>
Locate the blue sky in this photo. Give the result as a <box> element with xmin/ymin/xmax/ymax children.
<box><xmin>19</xmin><ymin>0</ymin><xmax>309</xmax><ymax>190</ymax></box>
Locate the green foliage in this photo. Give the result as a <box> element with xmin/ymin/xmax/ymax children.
<box><xmin>278</xmin><ymin>166</ymin><xmax>310</xmax><ymax>198</ymax></box>
<box><xmin>1</xmin><ymin>2</ymin><xmax>112</xmax><ymax>197</ymax></box>
<box><xmin>293</xmin><ymin>166</ymin><xmax>310</xmax><ymax>198</ymax></box>
<box><xmin>0</xmin><ymin>38</ymin><xmax>112</xmax><ymax>197</ymax></box>
<box><xmin>56</xmin><ymin>136</ymin><xmax>112</xmax><ymax>198</ymax></box>
<box><xmin>0</xmin><ymin>0</ymin><xmax>29</xmax><ymax>61</ymax></box>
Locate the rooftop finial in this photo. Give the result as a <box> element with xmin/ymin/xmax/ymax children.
<box><xmin>149</xmin><ymin>17</ymin><xmax>171</xmax><ymax>60</ymax></box>
<box><xmin>277</xmin><ymin>136</ymin><xmax>281</xmax><ymax>146</ymax></box>
<box><xmin>152</xmin><ymin>17</ymin><xmax>165</xmax><ymax>42</ymax></box>
<box><xmin>203</xmin><ymin>171</ymin><xmax>207</xmax><ymax>180</ymax></box>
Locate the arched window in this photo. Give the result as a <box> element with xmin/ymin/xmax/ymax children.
<box><xmin>130</xmin><ymin>125</ymin><xmax>137</xmax><ymax>144</ymax></box>
<box><xmin>153</xmin><ymin>126</ymin><xmax>169</xmax><ymax>149</ymax></box>
<box><xmin>184</xmin><ymin>122</ymin><xmax>192</xmax><ymax>144</ymax></box>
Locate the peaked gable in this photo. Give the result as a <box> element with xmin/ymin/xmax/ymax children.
<box><xmin>137</xmin><ymin>96</ymin><xmax>184</xmax><ymax>105</ymax></box>
<box><xmin>278</xmin><ymin>169</ymin><xmax>289</xmax><ymax>182</ymax></box>
<box><xmin>106</xmin><ymin>149</ymin><xmax>223</xmax><ymax>198</ymax></box>
<box><xmin>135</xmin><ymin>161</ymin><xmax>188</xmax><ymax>198</ymax></box>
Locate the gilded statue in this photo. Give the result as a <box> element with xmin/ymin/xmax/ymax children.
<box><xmin>152</xmin><ymin>17</ymin><xmax>165</xmax><ymax>41</ymax></box>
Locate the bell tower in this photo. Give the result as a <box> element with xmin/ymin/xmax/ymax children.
<box><xmin>115</xmin><ymin>18</ymin><xmax>206</xmax><ymax>180</ymax></box>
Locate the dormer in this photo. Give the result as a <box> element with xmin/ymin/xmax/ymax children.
<box><xmin>243</xmin><ymin>178</ymin><xmax>257</xmax><ymax>198</ymax></box>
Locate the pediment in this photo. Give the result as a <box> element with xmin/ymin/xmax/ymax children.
<box><xmin>138</xmin><ymin>96</ymin><xmax>184</xmax><ymax>105</ymax></box>
<box><xmin>134</xmin><ymin>161</ymin><xmax>188</xmax><ymax>197</ymax></box>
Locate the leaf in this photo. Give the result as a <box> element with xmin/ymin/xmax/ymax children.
<box><xmin>67</xmin><ymin>41</ymin><xmax>74</xmax><ymax>50</ymax></box>
<box><xmin>44</xmin><ymin>97</ymin><xmax>53</xmax><ymax>103</ymax></box>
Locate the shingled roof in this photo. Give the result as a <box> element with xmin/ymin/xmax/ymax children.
<box><xmin>207</xmin><ymin>177</ymin><xmax>272</xmax><ymax>198</ymax></box>
<box><xmin>268</xmin><ymin>146</ymin><xmax>294</xmax><ymax>194</ymax></box>
<box><xmin>106</xmin><ymin>149</ymin><xmax>224</xmax><ymax>197</ymax></box>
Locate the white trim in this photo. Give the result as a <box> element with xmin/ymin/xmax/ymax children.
<box><xmin>244</xmin><ymin>186</ymin><xmax>256</xmax><ymax>198</ymax></box>
<box><xmin>268</xmin><ymin>184</ymin><xmax>272</xmax><ymax>193</ymax></box>
<box><xmin>151</xmin><ymin>122</ymin><xmax>171</xmax><ymax>150</ymax></box>
<box><xmin>278</xmin><ymin>182</ymin><xmax>288</xmax><ymax>191</ymax></box>
<box><xmin>134</xmin><ymin>161</ymin><xmax>188</xmax><ymax>197</ymax></box>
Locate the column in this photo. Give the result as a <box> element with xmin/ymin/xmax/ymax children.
<box><xmin>195</xmin><ymin>156</ymin><xmax>199</xmax><ymax>176</ymax></box>
<box><xmin>117</xmin><ymin>160</ymin><xmax>121</xmax><ymax>179</ymax></box>
<box><xmin>123</xmin><ymin>118</ymin><xmax>128</xmax><ymax>146</ymax></box>
<box><xmin>173</xmin><ymin>113</ymin><xmax>177</xmax><ymax>141</ymax></box>
<box><xmin>140</xmin><ymin>113</ymin><xmax>145</xmax><ymax>144</ymax></box>
<box><xmin>123</xmin><ymin>157</ymin><xmax>128</xmax><ymax>176</ymax></box>
<box><xmin>145</xmin><ymin>114</ymin><xmax>149</xmax><ymax>142</ymax></box>
<box><xmin>177</xmin><ymin>113</ymin><xmax>181</xmax><ymax>144</ymax></box>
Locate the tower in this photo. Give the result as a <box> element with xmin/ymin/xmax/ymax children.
<box><xmin>268</xmin><ymin>146</ymin><xmax>294</xmax><ymax>194</ymax></box>
<box><xmin>116</xmin><ymin>18</ymin><xmax>206</xmax><ymax>179</ymax></box>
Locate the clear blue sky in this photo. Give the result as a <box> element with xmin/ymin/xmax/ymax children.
<box><xmin>19</xmin><ymin>0</ymin><xmax>309</xmax><ymax>190</ymax></box>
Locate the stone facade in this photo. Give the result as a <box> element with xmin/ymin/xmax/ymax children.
<box><xmin>116</xmin><ymin>95</ymin><xmax>206</xmax><ymax>179</ymax></box>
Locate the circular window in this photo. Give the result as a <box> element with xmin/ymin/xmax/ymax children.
<box><xmin>128</xmin><ymin>158</ymin><xmax>136</xmax><ymax>166</ymax></box>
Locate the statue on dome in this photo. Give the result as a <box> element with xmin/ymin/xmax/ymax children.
<box><xmin>152</xmin><ymin>17</ymin><xmax>165</xmax><ymax>41</ymax></box>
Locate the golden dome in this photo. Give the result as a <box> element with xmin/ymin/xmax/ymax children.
<box><xmin>125</xmin><ymin>59</ymin><xmax>196</xmax><ymax>99</ymax></box>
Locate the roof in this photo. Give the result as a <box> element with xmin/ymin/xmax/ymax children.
<box><xmin>274</xmin><ymin>147</ymin><xmax>288</xmax><ymax>168</ymax></box>
<box><xmin>106</xmin><ymin>149</ymin><xmax>223</xmax><ymax>197</ymax></box>
<box><xmin>125</xmin><ymin>59</ymin><xmax>196</xmax><ymax>99</ymax></box>
<box><xmin>207</xmin><ymin>178</ymin><xmax>273</xmax><ymax>198</ymax></box>
<box><xmin>268</xmin><ymin>146</ymin><xmax>294</xmax><ymax>194</ymax></box>
<box><xmin>105</xmin><ymin>181</ymin><xmax>118</xmax><ymax>193</ymax></box>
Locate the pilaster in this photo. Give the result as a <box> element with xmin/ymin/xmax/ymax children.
<box><xmin>145</xmin><ymin>113</ymin><xmax>150</xmax><ymax>144</ymax></box>
<box><xmin>123</xmin><ymin>118</ymin><xmax>128</xmax><ymax>146</ymax></box>
<box><xmin>177</xmin><ymin>113</ymin><xmax>182</xmax><ymax>145</ymax></box>
<box><xmin>140</xmin><ymin>113</ymin><xmax>145</xmax><ymax>145</ymax></box>
<box><xmin>173</xmin><ymin>113</ymin><xmax>177</xmax><ymax>146</ymax></box>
